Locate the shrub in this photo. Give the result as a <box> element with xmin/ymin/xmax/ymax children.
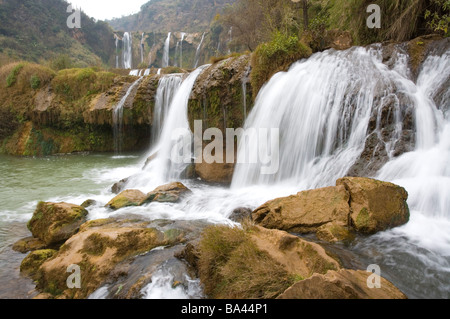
<box><xmin>30</xmin><ymin>74</ymin><xmax>41</xmax><ymax>89</ymax></box>
<box><xmin>250</xmin><ymin>32</ymin><xmax>312</xmax><ymax>97</ymax></box>
<box><xmin>6</xmin><ymin>63</ymin><xmax>24</xmax><ymax>87</ymax></box>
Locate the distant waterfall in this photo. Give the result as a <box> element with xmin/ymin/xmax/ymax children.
<box><xmin>140</xmin><ymin>32</ymin><xmax>145</xmax><ymax>64</ymax></box>
<box><xmin>113</xmin><ymin>77</ymin><xmax>143</xmax><ymax>154</ymax></box>
<box><xmin>122</xmin><ymin>32</ymin><xmax>133</xmax><ymax>69</ymax></box>
<box><xmin>163</xmin><ymin>32</ymin><xmax>171</xmax><ymax>68</ymax></box>
<box><xmin>179</xmin><ymin>32</ymin><xmax>186</xmax><ymax>68</ymax></box>
<box><xmin>193</xmin><ymin>32</ymin><xmax>205</xmax><ymax>68</ymax></box>
<box><xmin>227</xmin><ymin>27</ymin><xmax>233</xmax><ymax>53</ymax></box>
<box><xmin>115</xmin><ymin>35</ymin><xmax>119</xmax><ymax>69</ymax></box>
<box><xmin>151</xmin><ymin>74</ymin><xmax>183</xmax><ymax>145</ymax></box>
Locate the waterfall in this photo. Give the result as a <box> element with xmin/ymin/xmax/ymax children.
<box><xmin>193</xmin><ymin>32</ymin><xmax>205</xmax><ymax>69</ymax></box>
<box><xmin>140</xmin><ymin>32</ymin><xmax>145</xmax><ymax>64</ymax></box>
<box><xmin>122</xmin><ymin>32</ymin><xmax>133</xmax><ymax>69</ymax></box>
<box><xmin>113</xmin><ymin>77</ymin><xmax>143</xmax><ymax>154</ymax></box>
<box><xmin>151</xmin><ymin>74</ymin><xmax>183</xmax><ymax>145</ymax></box>
<box><xmin>163</xmin><ymin>32</ymin><xmax>171</xmax><ymax>68</ymax></box>
<box><xmin>180</xmin><ymin>32</ymin><xmax>186</xmax><ymax>68</ymax></box>
<box><xmin>128</xmin><ymin>66</ymin><xmax>208</xmax><ymax>190</ymax></box>
<box><xmin>241</xmin><ymin>65</ymin><xmax>251</xmax><ymax>122</ymax></box>
<box><xmin>232</xmin><ymin>46</ymin><xmax>450</xmax><ymax>221</ymax></box>
<box><xmin>115</xmin><ymin>35</ymin><xmax>119</xmax><ymax>69</ymax></box>
<box><xmin>227</xmin><ymin>27</ymin><xmax>233</xmax><ymax>54</ymax></box>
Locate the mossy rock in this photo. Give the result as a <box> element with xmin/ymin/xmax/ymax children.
<box><xmin>12</xmin><ymin>236</ymin><xmax>47</xmax><ymax>253</ymax></box>
<box><xmin>140</xmin><ymin>182</ymin><xmax>191</xmax><ymax>205</ymax></box>
<box><xmin>27</xmin><ymin>202</ymin><xmax>88</xmax><ymax>246</ymax></box>
<box><xmin>106</xmin><ymin>189</ymin><xmax>146</xmax><ymax>210</ymax></box>
<box><xmin>20</xmin><ymin>249</ymin><xmax>57</xmax><ymax>277</ymax></box>
<box><xmin>337</xmin><ymin>177</ymin><xmax>410</xmax><ymax>234</ymax></box>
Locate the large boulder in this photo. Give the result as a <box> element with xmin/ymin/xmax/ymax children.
<box><xmin>140</xmin><ymin>182</ymin><xmax>191</xmax><ymax>205</ymax></box>
<box><xmin>30</xmin><ymin>218</ymin><xmax>184</xmax><ymax>299</ymax></box>
<box><xmin>252</xmin><ymin>185</ymin><xmax>350</xmax><ymax>234</ymax></box>
<box><xmin>277</xmin><ymin>269</ymin><xmax>407</xmax><ymax>299</ymax></box>
<box><xmin>252</xmin><ymin>177</ymin><xmax>410</xmax><ymax>240</ymax></box>
<box><xmin>337</xmin><ymin>177</ymin><xmax>409</xmax><ymax>234</ymax></box>
<box><xmin>106</xmin><ymin>189</ymin><xmax>146</xmax><ymax>210</ymax></box>
<box><xmin>183</xmin><ymin>224</ymin><xmax>340</xmax><ymax>299</ymax></box>
<box><xmin>27</xmin><ymin>202</ymin><xmax>88</xmax><ymax>246</ymax></box>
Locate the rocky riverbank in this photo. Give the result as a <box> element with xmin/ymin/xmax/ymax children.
<box><xmin>14</xmin><ymin>177</ymin><xmax>409</xmax><ymax>299</ymax></box>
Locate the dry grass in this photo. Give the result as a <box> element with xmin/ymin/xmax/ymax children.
<box><xmin>197</xmin><ymin>224</ymin><xmax>293</xmax><ymax>299</ymax></box>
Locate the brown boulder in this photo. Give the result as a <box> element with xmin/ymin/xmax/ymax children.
<box><xmin>106</xmin><ymin>189</ymin><xmax>146</xmax><ymax>210</ymax></box>
<box><xmin>140</xmin><ymin>182</ymin><xmax>191</xmax><ymax>205</ymax></box>
<box><xmin>27</xmin><ymin>202</ymin><xmax>88</xmax><ymax>246</ymax></box>
<box><xmin>337</xmin><ymin>177</ymin><xmax>409</xmax><ymax>234</ymax></box>
<box><xmin>277</xmin><ymin>269</ymin><xmax>407</xmax><ymax>299</ymax></box>
<box><xmin>12</xmin><ymin>237</ymin><xmax>47</xmax><ymax>253</ymax></box>
<box><xmin>252</xmin><ymin>185</ymin><xmax>350</xmax><ymax>234</ymax></box>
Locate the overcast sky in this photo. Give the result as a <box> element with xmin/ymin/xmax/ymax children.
<box><xmin>68</xmin><ymin>0</ymin><xmax>149</xmax><ymax>21</ymax></box>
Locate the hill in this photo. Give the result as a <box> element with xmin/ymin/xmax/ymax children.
<box><xmin>0</xmin><ymin>0</ymin><xmax>116</xmax><ymax>67</ymax></box>
<box><xmin>108</xmin><ymin>0</ymin><xmax>236</xmax><ymax>32</ymax></box>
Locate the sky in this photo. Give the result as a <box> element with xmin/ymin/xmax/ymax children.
<box><xmin>68</xmin><ymin>0</ymin><xmax>150</xmax><ymax>21</ymax></box>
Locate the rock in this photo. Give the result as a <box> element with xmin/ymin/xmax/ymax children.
<box><xmin>111</xmin><ymin>178</ymin><xmax>129</xmax><ymax>194</ymax></box>
<box><xmin>81</xmin><ymin>199</ymin><xmax>97</xmax><ymax>209</ymax></box>
<box><xmin>229</xmin><ymin>207</ymin><xmax>253</xmax><ymax>223</ymax></box>
<box><xmin>195</xmin><ymin>145</ymin><xmax>235</xmax><ymax>184</ymax></box>
<box><xmin>316</xmin><ymin>223</ymin><xmax>355</xmax><ymax>243</ymax></box>
<box><xmin>140</xmin><ymin>182</ymin><xmax>191</xmax><ymax>205</ymax></box>
<box><xmin>277</xmin><ymin>269</ymin><xmax>407</xmax><ymax>299</ymax></box>
<box><xmin>20</xmin><ymin>249</ymin><xmax>57</xmax><ymax>277</ymax></box>
<box><xmin>252</xmin><ymin>185</ymin><xmax>350</xmax><ymax>234</ymax></box>
<box><xmin>106</xmin><ymin>189</ymin><xmax>146</xmax><ymax>210</ymax></box>
<box><xmin>27</xmin><ymin>202</ymin><xmax>88</xmax><ymax>246</ymax></box>
<box><xmin>249</xmin><ymin>227</ymin><xmax>340</xmax><ymax>278</ymax></box>
<box><xmin>32</xmin><ymin>218</ymin><xmax>183</xmax><ymax>299</ymax></box>
<box><xmin>12</xmin><ymin>237</ymin><xmax>47</xmax><ymax>253</ymax></box>
<box><xmin>337</xmin><ymin>177</ymin><xmax>409</xmax><ymax>234</ymax></box>
<box><xmin>192</xmin><ymin>224</ymin><xmax>340</xmax><ymax>299</ymax></box>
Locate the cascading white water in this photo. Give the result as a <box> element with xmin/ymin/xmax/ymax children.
<box><xmin>122</xmin><ymin>32</ymin><xmax>133</xmax><ymax>69</ymax></box>
<box><xmin>241</xmin><ymin>65</ymin><xmax>251</xmax><ymax>122</ymax></box>
<box><xmin>193</xmin><ymin>32</ymin><xmax>205</xmax><ymax>68</ymax></box>
<box><xmin>179</xmin><ymin>32</ymin><xmax>186</xmax><ymax>68</ymax></box>
<box><xmin>151</xmin><ymin>74</ymin><xmax>183</xmax><ymax>145</ymax></box>
<box><xmin>227</xmin><ymin>27</ymin><xmax>233</xmax><ymax>54</ymax></box>
<box><xmin>128</xmin><ymin>65</ymin><xmax>208</xmax><ymax>191</ymax></box>
<box><xmin>115</xmin><ymin>35</ymin><xmax>119</xmax><ymax>69</ymax></box>
<box><xmin>232</xmin><ymin>47</ymin><xmax>415</xmax><ymax>189</ymax></box>
<box><xmin>113</xmin><ymin>77</ymin><xmax>143</xmax><ymax>154</ymax></box>
<box><xmin>163</xmin><ymin>32</ymin><xmax>171</xmax><ymax>68</ymax></box>
<box><xmin>140</xmin><ymin>32</ymin><xmax>145</xmax><ymax>64</ymax></box>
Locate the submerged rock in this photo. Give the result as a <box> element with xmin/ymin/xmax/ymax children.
<box><xmin>277</xmin><ymin>269</ymin><xmax>407</xmax><ymax>299</ymax></box>
<box><xmin>229</xmin><ymin>207</ymin><xmax>253</xmax><ymax>223</ymax></box>
<box><xmin>27</xmin><ymin>202</ymin><xmax>88</xmax><ymax>246</ymax></box>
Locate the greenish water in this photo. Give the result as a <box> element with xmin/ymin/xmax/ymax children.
<box><xmin>0</xmin><ymin>153</ymin><xmax>142</xmax><ymax>298</ymax></box>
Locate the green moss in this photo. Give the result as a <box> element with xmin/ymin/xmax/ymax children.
<box><xmin>20</xmin><ymin>249</ymin><xmax>57</xmax><ymax>277</ymax></box>
<box><xmin>356</xmin><ymin>207</ymin><xmax>370</xmax><ymax>230</ymax></box>
<box><xmin>81</xmin><ymin>233</ymin><xmax>111</xmax><ymax>256</ymax></box>
<box><xmin>302</xmin><ymin>243</ymin><xmax>338</xmax><ymax>276</ymax></box>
